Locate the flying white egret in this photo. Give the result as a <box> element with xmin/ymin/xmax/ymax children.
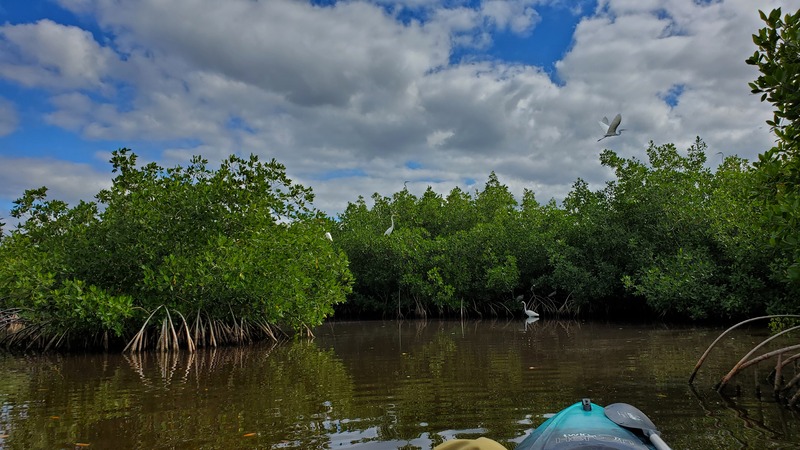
<box><xmin>384</xmin><ymin>215</ymin><xmax>395</xmax><ymax>236</ymax></box>
<box><xmin>324</xmin><ymin>231</ymin><xmax>333</xmax><ymax>241</ymax></box>
<box><xmin>598</xmin><ymin>113</ymin><xmax>624</xmax><ymax>141</ymax></box>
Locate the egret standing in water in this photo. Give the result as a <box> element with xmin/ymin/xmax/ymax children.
<box><xmin>517</xmin><ymin>295</ymin><xmax>539</xmax><ymax>318</ymax></box>
<box><xmin>598</xmin><ymin>114</ymin><xmax>624</xmax><ymax>141</ymax></box>
<box><xmin>384</xmin><ymin>215</ymin><xmax>395</xmax><ymax>236</ymax></box>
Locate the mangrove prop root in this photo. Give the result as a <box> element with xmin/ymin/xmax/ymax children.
<box><xmin>124</xmin><ymin>305</ymin><xmax>164</xmax><ymax>353</ymax></box>
<box><xmin>124</xmin><ymin>306</ymin><xmax>286</xmax><ymax>352</ymax></box>
<box><xmin>167</xmin><ymin>309</ymin><xmax>179</xmax><ymax>351</ymax></box>
<box><xmin>717</xmin><ymin>328</ymin><xmax>800</xmax><ymax>391</ymax></box>
<box><xmin>716</xmin><ymin>344</ymin><xmax>800</xmax><ymax>391</ymax></box>
<box><xmin>689</xmin><ymin>314</ymin><xmax>800</xmax><ymax>384</ymax></box>
<box><xmin>784</xmin><ymin>370</ymin><xmax>800</xmax><ymax>394</ymax></box>
<box><xmin>779</xmin><ymin>352</ymin><xmax>800</xmax><ymax>373</ymax></box>
<box><xmin>790</xmin><ymin>388</ymin><xmax>800</xmax><ymax>408</ymax></box>
<box><xmin>173</xmin><ymin>310</ymin><xmax>196</xmax><ymax>353</ymax></box>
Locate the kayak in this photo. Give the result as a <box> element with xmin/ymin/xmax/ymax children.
<box><xmin>516</xmin><ymin>399</ymin><xmax>657</xmax><ymax>450</ymax></box>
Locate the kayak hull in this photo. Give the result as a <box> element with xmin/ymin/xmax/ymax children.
<box><xmin>516</xmin><ymin>400</ymin><xmax>655</xmax><ymax>450</ymax></box>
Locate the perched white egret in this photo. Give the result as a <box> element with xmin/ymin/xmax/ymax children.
<box><xmin>324</xmin><ymin>231</ymin><xmax>333</xmax><ymax>241</ymax></box>
<box><xmin>384</xmin><ymin>215</ymin><xmax>395</xmax><ymax>236</ymax></box>
<box><xmin>598</xmin><ymin>114</ymin><xmax>625</xmax><ymax>141</ymax></box>
<box><xmin>521</xmin><ymin>300</ymin><xmax>539</xmax><ymax>318</ymax></box>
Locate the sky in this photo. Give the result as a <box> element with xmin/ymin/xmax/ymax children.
<box><xmin>0</xmin><ymin>0</ymin><xmax>796</xmax><ymax>228</ymax></box>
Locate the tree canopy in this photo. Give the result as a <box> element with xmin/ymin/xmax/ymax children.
<box><xmin>0</xmin><ymin>150</ymin><xmax>353</xmax><ymax>351</ymax></box>
<box><xmin>747</xmin><ymin>8</ymin><xmax>800</xmax><ymax>285</ymax></box>
<box><xmin>333</xmin><ymin>140</ymin><xmax>783</xmax><ymax>321</ymax></box>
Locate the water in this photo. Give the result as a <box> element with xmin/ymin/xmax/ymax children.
<box><xmin>0</xmin><ymin>320</ymin><xmax>798</xmax><ymax>449</ymax></box>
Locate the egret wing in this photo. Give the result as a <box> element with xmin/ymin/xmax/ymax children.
<box><xmin>608</xmin><ymin>114</ymin><xmax>622</xmax><ymax>133</ymax></box>
<box><xmin>598</xmin><ymin>119</ymin><xmax>611</xmax><ymax>132</ymax></box>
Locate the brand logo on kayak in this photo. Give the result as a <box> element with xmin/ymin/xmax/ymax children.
<box><xmin>556</xmin><ymin>433</ymin><xmax>647</xmax><ymax>447</ymax></box>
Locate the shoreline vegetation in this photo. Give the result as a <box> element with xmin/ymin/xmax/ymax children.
<box><xmin>0</xmin><ymin>138</ymin><xmax>790</xmax><ymax>352</ymax></box>
<box><xmin>2</xmin><ymin>8</ymin><xmax>800</xmax><ymax>353</ymax></box>
<box><xmin>0</xmin><ymin>151</ymin><xmax>354</xmax><ymax>352</ymax></box>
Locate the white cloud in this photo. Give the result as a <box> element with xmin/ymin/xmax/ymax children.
<box><xmin>65</xmin><ymin>0</ymin><xmax>447</xmax><ymax>108</ymax></box>
<box><xmin>0</xmin><ymin>156</ymin><xmax>111</xmax><ymax>206</ymax></box>
<box><xmin>482</xmin><ymin>0</ymin><xmax>541</xmax><ymax>35</ymax></box>
<box><xmin>555</xmin><ymin>0</ymin><xmax>778</xmax><ymax>156</ymax></box>
<box><xmin>0</xmin><ymin>0</ymin><xmax>786</xmax><ymax>221</ymax></box>
<box><xmin>0</xmin><ymin>19</ymin><xmax>119</xmax><ymax>91</ymax></box>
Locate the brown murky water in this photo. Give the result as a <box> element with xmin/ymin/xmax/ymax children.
<box><xmin>0</xmin><ymin>320</ymin><xmax>798</xmax><ymax>449</ymax></box>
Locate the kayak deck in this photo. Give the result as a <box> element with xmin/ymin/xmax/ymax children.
<box><xmin>516</xmin><ymin>399</ymin><xmax>655</xmax><ymax>450</ymax></box>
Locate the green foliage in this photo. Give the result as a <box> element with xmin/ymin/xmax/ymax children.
<box><xmin>485</xmin><ymin>255</ymin><xmax>519</xmax><ymax>294</ymax></box>
<box><xmin>768</xmin><ymin>316</ymin><xmax>800</xmax><ymax>333</ymax></box>
<box><xmin>605</xmin><ymin>140</ymin><xmax>774</xmax><ymax>319</ymax></box>
<box><xmin>0</xmin><ymin>234</ymin><xmax>133</xmax><ymax>341</ymax></box>
<box><xmin>48</xmin><ymin>280</ymin><xmax>134</xmax><ymax>337</ymax></box>
<box><xmin>336</xmin><ymin>138</ymin><xmax>780</xmax><ymax>321</ymax></box>
<box><xmin>747</xmin><ymin>8</ymin><xmax>800</xmax><ymax>290</ymax></box>
<box><xmin>0</xmin><ymin>149</ymin><xmax>352</xmax><ymax>350</ymax></box>
<box><xmin>335</xmin><ymin>175</ymin><xmax>530</xmax><ymax>318</ymax></box>
<box><xmin>2</xmin><ymin>135</ymin><xmax>783</xmax><ymax>335</ymax></box>
<box><xmin>624</xmin><ymin>248</ymin><xmax>721</xmax><ymax>319</ymax></box>
<box><xmin>547</xmin><ymin>177</ymin><xmax>627</xmax><ymax>306</ymax></box>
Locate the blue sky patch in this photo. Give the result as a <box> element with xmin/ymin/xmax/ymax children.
<box><xmin>315</xmin><ymin>168</ymin><xmax>367</xmax><ymax>181</ymax></box>
<box><xmin>226</xmin><ymin>116</ymin><xmax>255</xmax><ymax>134</ymax></box>
<box><xmin>661</xmin><ymin>84</ymin><xmax>685</xmax><ymax>108</ymax></box>
<box><xmin>449</xmin><ymin>2</ymin><xmax>592</xmax><ymax>85</ymax></box>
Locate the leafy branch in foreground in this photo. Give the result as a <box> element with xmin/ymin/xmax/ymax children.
<box><xmin>747</xmin><ymin>8</ymin><xmax>800</xmax><ymax>286</ymax></box>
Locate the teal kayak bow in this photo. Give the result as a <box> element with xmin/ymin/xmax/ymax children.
<box><xmin>516</xmin><ymin>399</ymin><xmax>671</xmax><ymax>450</ymax></box>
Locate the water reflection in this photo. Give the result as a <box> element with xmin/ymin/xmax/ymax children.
<box><xmin>0</xmin><ymin>320</ymin><xmax>798</xmax><ymax>449</ymax></box>
<box><xmin>523</xmin><ymin>318</ymin><xmax>538</xmax><ymax>331</ymax></box>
